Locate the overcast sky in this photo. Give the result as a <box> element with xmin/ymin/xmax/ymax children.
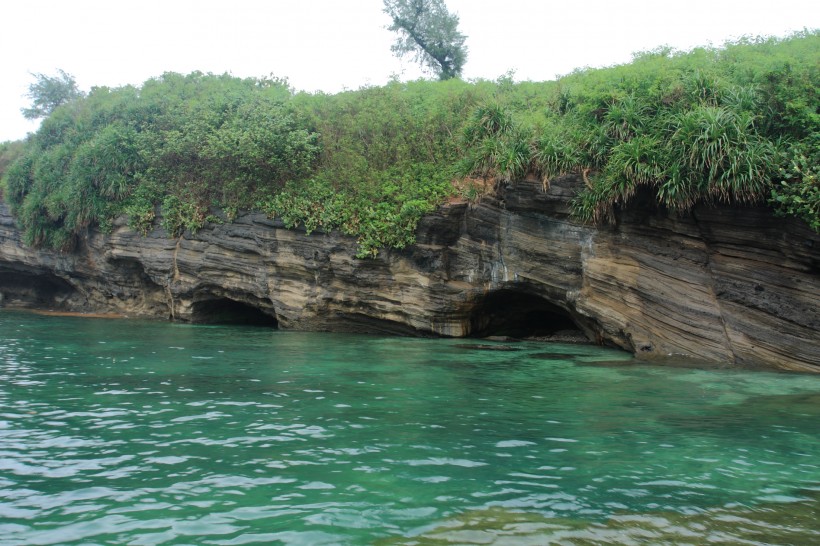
<box><xmin>2</xmin><ymin>0</ymin><xmax>817</xmax><ymax>142</ymax></box>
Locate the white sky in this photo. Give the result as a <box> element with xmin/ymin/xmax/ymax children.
<box><xmin>1</xmin><ymin>0</ymin><xmax>817</xmax><ymax>142</ymax></box>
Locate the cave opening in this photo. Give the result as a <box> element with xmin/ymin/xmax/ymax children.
<box><xmin>469</xmin><ymin>289</ymin><xmax>586</xmax><ymax>340</ymax></box>
<box><xmin>0</xmin><ymin>270</ymin><xmax>77</xmax><ymax>309</ymax></box>
<box><xmin>191</xmin><ymin>297</ymin><xmax>278</xmax><ymax>327</ymax></box>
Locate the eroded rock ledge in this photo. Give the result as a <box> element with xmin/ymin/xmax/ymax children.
<box><xmin>1</xmin><ymin>177</ymin><xmax>818</xmax><ymax>372</ymax></box>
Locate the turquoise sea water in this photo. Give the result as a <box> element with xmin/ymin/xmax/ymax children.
<box><xmin>0</xmin><ymin>310</ymin><xmax>818</xmax><ymax>545</ymax></box>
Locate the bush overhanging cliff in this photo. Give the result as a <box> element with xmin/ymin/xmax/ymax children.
<box><xmin>1</xmin><ymin>31</ymin><xmax>817</xmax><ymax>255</ymax></box>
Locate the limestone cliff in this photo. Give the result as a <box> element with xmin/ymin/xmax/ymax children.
<box><xmin>1</xmin><ymin>176</ymin><xmax>818</xmax><ymax>373</ymax></box>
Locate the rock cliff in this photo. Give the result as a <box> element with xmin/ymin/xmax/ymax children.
<box><xmin>1</xmin><ymin>176</ymin><xmax>818</xmax><ymax>373</ymax></box>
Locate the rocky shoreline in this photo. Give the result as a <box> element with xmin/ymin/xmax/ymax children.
<box><xmin>1</xmin><ymin>175</ymin><xmax>818</xmax><ymax>373</ymax></box>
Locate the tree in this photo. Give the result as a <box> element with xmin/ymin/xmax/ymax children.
<box><xmin>21</xmin><ymin>69</ymin><xmax>84</xmax><ymax>120</ymax></box>
<box><xmin>383</xmin><ymin>0</ymin><xmax>467</xmax><ymax>80</ymax></box>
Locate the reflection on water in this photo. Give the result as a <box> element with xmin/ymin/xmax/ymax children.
<box><xmin>0</xmin><ymin>310</ymin><xmax>818</xmax><ymax>545</ymax></box>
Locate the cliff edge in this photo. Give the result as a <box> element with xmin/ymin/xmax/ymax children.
<box><xmin>1</xmin><ymin>176</ymin><xmax>818</xmax><ymax>372</ymax></box>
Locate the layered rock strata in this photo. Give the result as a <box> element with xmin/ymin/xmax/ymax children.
<box><xmin>1</xmin><ymin>176</ymin><xmax>818</xmax><ymax>372</ymax></box>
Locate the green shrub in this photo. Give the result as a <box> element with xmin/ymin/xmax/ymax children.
<box><xmin>770</xmin><ymin>142</ymin><xmax>820</xmax><ymax>231</ymax></box>
<box><xmin>3</xmin><ymin>31</ymin><xmax>817</xmax><ymax>254</ymax></box>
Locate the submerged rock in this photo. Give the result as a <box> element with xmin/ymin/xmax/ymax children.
<box><xmin>454</xmin><ymin>344</ymin><xmax>523</xmax><ymax>352</ymax></box>
<box><xmin>375</xmin><ymin>493</ymin><xmax>820</xmax><ymax>545</ymax></box>
<box><xmin>530</xmin><ymin>352</ymin><xmax>580</xmax><ymax>361</ymax></box>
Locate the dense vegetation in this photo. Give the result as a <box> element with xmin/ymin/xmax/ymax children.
<box><xmin>1</xmin><ymin>31</ymin><xmax>817</xmax><ymax>256</ymax></box>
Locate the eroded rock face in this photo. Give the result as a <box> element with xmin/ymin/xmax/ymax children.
<box><xmin>1</xmin><ymin>176</ymin><xmax>818</xmax><ymax>372</ymax></box>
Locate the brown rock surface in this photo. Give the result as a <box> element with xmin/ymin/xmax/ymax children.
<box><xmin>1</xmin><ymin>176</ymin><xmax>818</xmax><ymax>372</ymax></box>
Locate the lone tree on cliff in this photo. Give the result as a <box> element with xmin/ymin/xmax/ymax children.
<box><xmin>383</xmin><ymin>0</ymin><xmax>467</xmax><ymax>80</ymax></box>
<box><xmin>21</xmin><ymin>69</ymin><xmax>84</xmax><ymax>120</ymax></box>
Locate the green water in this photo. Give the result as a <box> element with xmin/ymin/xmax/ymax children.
<box><xmin>0</xmin><ymin>311</ymin><xmax>818</xmax><ymax>545</ymax></box>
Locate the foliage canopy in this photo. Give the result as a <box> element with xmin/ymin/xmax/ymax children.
<box><xmin>0</xmin><ymin>31</ymin><xmax>817</xmax><ymax>257</ymax></box>
<box><xmin>21</xmin><ymin>70</ymin><xmax>84</xmax><ymax>120</ymax></box>
<box><xmin>383</xmin><ymin>0</ymin><xmax>467</xmax><ymax>80</ymax></box>
<box><xmin>456</xmin><ymin>32</ymin><xmax>819</xmax><ymax>227</ymax></box>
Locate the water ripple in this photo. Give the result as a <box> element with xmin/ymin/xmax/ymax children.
<box><xmin>0</xmin><ymin>312</ymin><xmax>818</xmax><ymax>544</ymax></box>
